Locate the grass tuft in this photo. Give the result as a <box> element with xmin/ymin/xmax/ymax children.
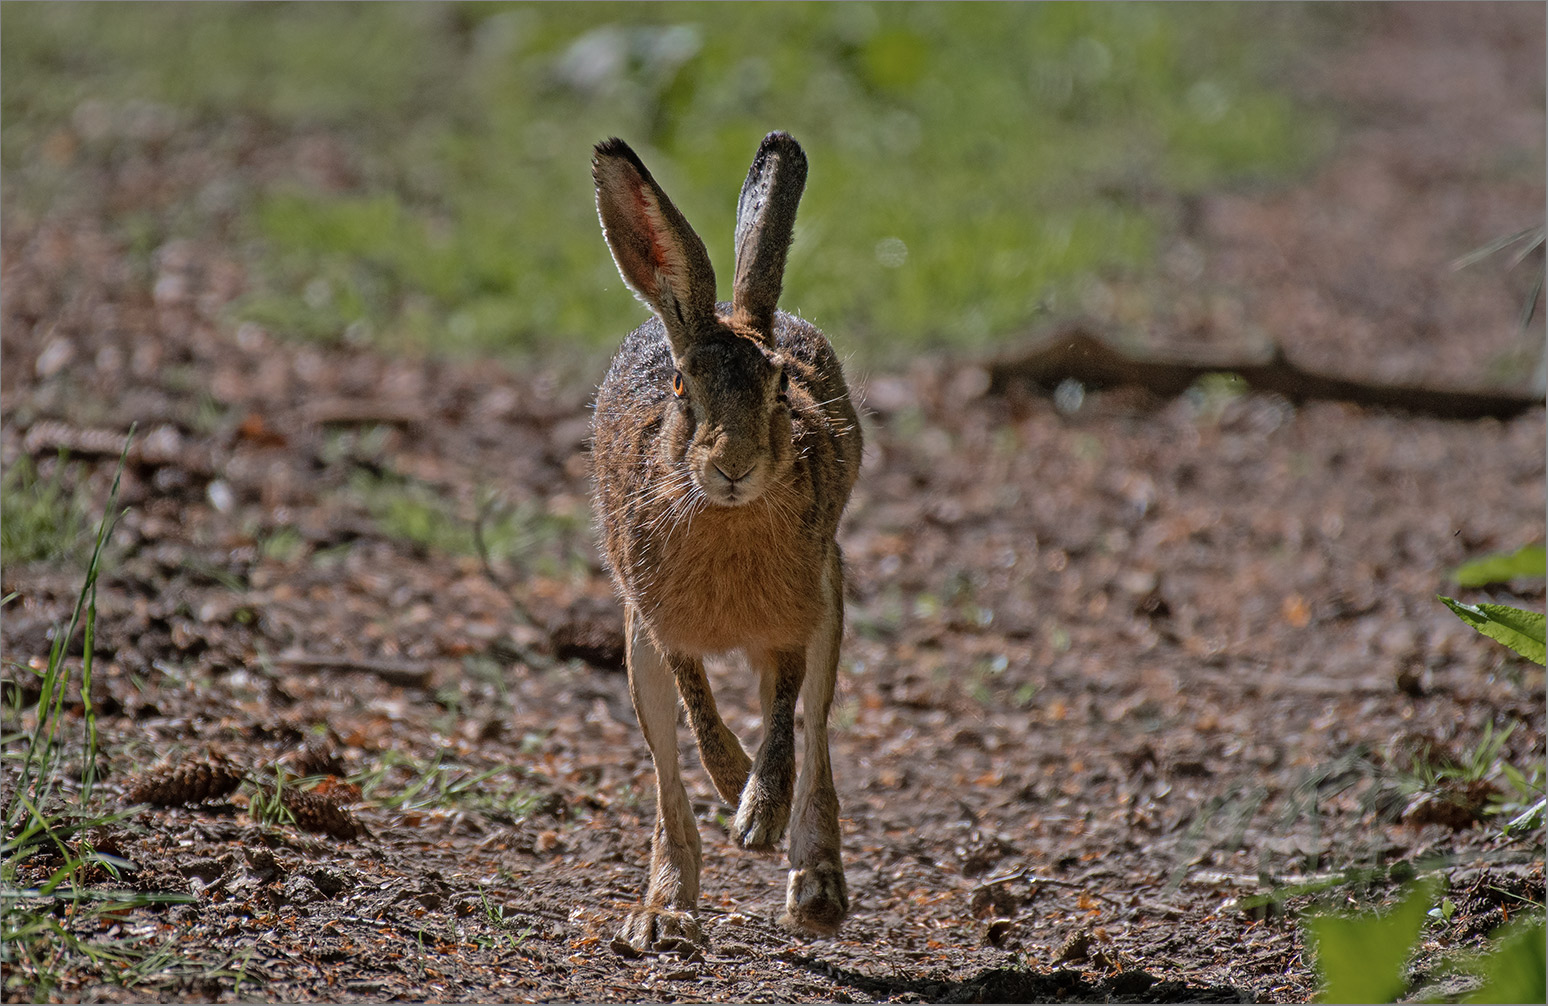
<box><xmin>1</xmin><ymin>434</ymin><xmax>209</xmax><ymax>1000</ymax></box>
<box><xmin>1</xmin><ymin>454</ymin><xmax>89</xmax><ymax>566</ymax></box>
<box><xmin>352</xmin><ymin>751</ymin><xmax>543</xmax><ymax>823</ymax></box>
<box><xmin>349</xmin><ymin>471</ymin><xmax>589</xmax><ymax>578</ymax></box>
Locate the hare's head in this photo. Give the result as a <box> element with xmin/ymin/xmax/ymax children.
<box><xmin>593</xmin><ymin>133</ymin><xmax>809</xmax><ymax>508</ymax></box>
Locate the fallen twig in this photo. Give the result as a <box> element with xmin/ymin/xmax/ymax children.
<box><xmin>299</xmin><ymin>398</ymin><xmax>428</xmax><ymax>428</ymax></box>
<box><xmin>988</xmin><ymin>326</ymin><xmax>1542</xmax><ymax>420</ymax></box>
<box><xmin>21</xmin><ymin>420</ymin><xmax>217</xmax><ymax>473</ymax></box>
<box><xmin>271</xmin><ymin>649</ymin><xmax>434</xmax><ymax>689</ymax></box>
<box><xmin>973</xmin><ymin>867</ymin><xmax>1121</xmax><ymax>903</ymax></box>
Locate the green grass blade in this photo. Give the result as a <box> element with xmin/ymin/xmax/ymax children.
<box><xmin>1451</xmin><ymin>226</ymin><xmax>1546</xmax><ymax>270</ymax></box>
<box><xmin>12</xmin><ymin>431</ymin><xmax>133</xmax><ymax>826</ymax></box>
<box><xmin>1504</xmin><ymin>797</ymin><xmax>1545</xmax><ymax>835</ymax></box>
<box><xmin>1518</xmin><ymin>266</ymin><xmax>1543</xmax><ymax>334</ymax></box>
<box><xmin>1451</xmin><ymin>545</ymin><xmax>1547</xmax><ymax>587</ymax></box>
<box><xmin>80</xmin><ymin>559</ymin><xmax>100</xmax><ymax>805</ymax></box>
<box><xmin>1438</xmin><ymin>597</ymin><xmax>1546</xmax><ymax>666</ymax></box>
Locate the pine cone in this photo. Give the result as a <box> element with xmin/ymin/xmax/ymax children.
<box><xmin>125</xmin><ymin>755</ymin><xmax>243</xmax><ymax>807</ymax></box>
<box><xmin>281</xmin><ymin>739</ymin><xmax>344</xmax><ymax>779</ymax></box>
<box><xmin>280</xmin><ymin>788</ymin><xmax>362</xmax><ymax>841</ymax></box>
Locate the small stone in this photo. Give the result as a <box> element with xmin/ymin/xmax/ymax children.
<box><xmin>35</xmin><ymin>337</ymin><xmax>75</xmax><ymax>379</ymax></box>
<box><xmin>982</xmin><ymin>917</ymin><xmax>1016</xmax><ymax>947</ymax></box>
<box><xmin>1107</xmin><ymin>969</ymin><xmax>1157</xmax><ymax>995</ymax></box>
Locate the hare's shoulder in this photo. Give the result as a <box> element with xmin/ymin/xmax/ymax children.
<box><xmin>595</xmin><ymin>321</ymin><xmax>675</xmax><ymax>431</ymax></box>
<box><xmin>768</xmin><ymin>311</ymin><xmax>833</xmax><ymax>361</ymax></box>
<box><xmin>771</xmin><ymin>312</ymin><xmax>846</xmax><ymax>389</ymax></box>
<box><xmin>771</xmin><ymin>312</ymin><xmax>860</xmax><ymax>462</ymax></box>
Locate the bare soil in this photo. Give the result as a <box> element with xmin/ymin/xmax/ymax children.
<box><xmin>3</xmin><ymin>5</ymin><xmax>1543</xmax><ymax>1002</ymax></box>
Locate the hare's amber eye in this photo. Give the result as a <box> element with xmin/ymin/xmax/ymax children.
<box><xmin>671</xmin><ymin>371</ymin><xmax>686</xmax><ymax>398</ymax></box>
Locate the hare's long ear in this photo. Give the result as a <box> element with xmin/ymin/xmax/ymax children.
<box><xmin>731</xmin><ymin>131</ymin><xmax>807</xmax><ymax>339</ymax></box>
<box><xmin>593</xmin><ymin>138</ymin><xmax>717</xmax><ymax>357</ymax></box>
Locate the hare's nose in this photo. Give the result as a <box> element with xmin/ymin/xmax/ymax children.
<box><xmin>714</xmin><ymin>461</ymin><xmax>754</xmax><ymax>484</ymax></box>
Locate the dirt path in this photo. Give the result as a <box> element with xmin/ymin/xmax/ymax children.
<box><xmin>2</xmin><ymin>5</ymin><xmax>1543</xmax><ymax>1003</ymax></box>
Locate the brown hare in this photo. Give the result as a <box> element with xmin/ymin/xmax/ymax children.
<box><xmin>590</xmin><ymin>131</ymin><xmax>862</xmax><ymax>951</ymax></box>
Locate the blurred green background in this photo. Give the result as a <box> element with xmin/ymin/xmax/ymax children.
<box><xmin>2</xmin><ymin>2</ymin><xmax>1330</xmax><ymax>367</ymax></box>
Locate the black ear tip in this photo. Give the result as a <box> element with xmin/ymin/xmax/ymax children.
<box><xmin>593</xmin><ymin>137</ymin><xmax>647</xmax><ymax>173</ymax></box>
<box><xmin>758</xmin><ymin>130</ymin><xmax>805</xmax><ymax>161</ymax></box>
<box><xmin>749</xmin><ymin>132</ymin><xmax>807</xmax><ymax>189</ymax></box>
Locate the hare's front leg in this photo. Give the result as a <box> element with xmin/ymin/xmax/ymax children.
<box><xmin>732</xmin><ymin>649</ymin><xmax>805</xmax><ymax>851</ymax></box>
<box><xmin>672</xmin><ymin>654</ymin><xmax>753</xmax><ymax>806</ymax></box>
<box><xmin>618</xmin><ymin>608</ymin><xmax>704</xmax><ymax>952</ymax></box>
<box><xmin>782</xmin><ymin>549</ymin><xmax>849</xmax><ymax>935</ymax></box>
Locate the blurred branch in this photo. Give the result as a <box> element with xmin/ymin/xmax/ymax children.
<box><xmin>272</xmin><ymin>649</ymin><xmax>433</xmax><ymax>689</ymax></box>
<box><xmin>988</xmin><ymin>326</ymin><xmax>1543</xmax><ymax>420</ymax></box>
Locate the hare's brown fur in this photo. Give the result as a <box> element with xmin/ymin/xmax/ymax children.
<box><xmin>593</xmin><ymin>314</ymin><xmax>858</xmax><ymax>655</ymax></box>
<box><xmin>590</xmin><ymin>132</ymin><xmax>860</xmax><ymax>949</ymax></box>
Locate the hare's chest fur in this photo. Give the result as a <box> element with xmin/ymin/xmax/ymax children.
<box><xmin>633</xmin><ymin>499</ymin><xmax>826</xmax><ymax>656</ymax></box>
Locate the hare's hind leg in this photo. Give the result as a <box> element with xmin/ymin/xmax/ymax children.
<box><xmin>617</xmin><ymin>607</ymin><xmax>704</xmax><ymax>952</ymax></box>
<box><xmin>672</xmin><ymin>655</ymin><xmax>753</xmax><ymax>806</ymax></box>
<box><xmin>732</xmin><ymin>648</ymin><xmax>805</xmax><ymax>851</ymax></box>
<box><xmin>781</xmin><ymin>548</ymin><xmax>849</xmax><ymax>935</ymax></box>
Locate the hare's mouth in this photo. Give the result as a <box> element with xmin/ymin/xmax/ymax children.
<box><xmin>700</xmin><ymin>462</ymin><xmax>765</xmax><ymax>507</ymax></box>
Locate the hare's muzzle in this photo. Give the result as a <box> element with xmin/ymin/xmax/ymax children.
<box><xmin>700</xmin><ymin>454</ymin><xmax>767</xmax><ymax>506</ymax></box>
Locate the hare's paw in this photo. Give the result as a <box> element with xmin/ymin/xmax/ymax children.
<box><xmin>779</xmin><ymin>863</ymin><xmax>848</xmax><ymax>936</ymax></box>
<box><xmin>732</xmin><ymin>777</ymin><xmax>790</xmax><ymax>852</ymax></box>
<box><xmin>613</xmin><ymin>906</ymin><xmax>704</xmax><ymax>955</ymax></box>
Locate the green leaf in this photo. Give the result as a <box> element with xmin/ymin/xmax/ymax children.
<box><xmin>1304</xmin><ymin>878</ymin><xmax>1441</xmax><ymax>1003</ymax></box>
<box><xmin>1463</xmin><ymin>916</ymin><xmax>1546</xmax><ymax>1004</ymax></box>
<box><xmin>1439</xmin><ymin>597</ymin><xmax>1547</xmax><ymax>666</ymax></box>
<box><xmin>1451</xmin><ymin>545</ymin><xmax>1547</xmax><ymax>587</ymax></box>
<box><xmin>1504</xmin><ymin>797</ymin><xmax>1545</xmax><ymax>835</ymax></box>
